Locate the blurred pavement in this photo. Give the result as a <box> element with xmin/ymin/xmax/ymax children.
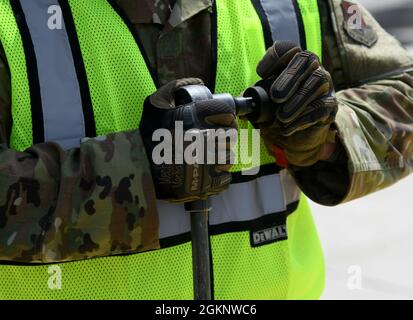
<box><xmin>311</xmin><ymin>0</ymin><xmax>413</xmax><ymax>300</ymax></box>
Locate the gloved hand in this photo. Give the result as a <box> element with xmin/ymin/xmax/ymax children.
<box><xmin>140</xmin><ymin>78</ymin><xmax>238</xmax><ymax>203</ymax></box>
<box><xmin>253</xmin><ymin>41</ymin><xmax>338</xmax><ymax>167</ymax></box>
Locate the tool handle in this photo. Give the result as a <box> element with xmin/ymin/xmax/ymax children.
<box><xmin>185</xmin><ymin>199</ymin><xmax>212</xmax><ymax>300</ymax></box>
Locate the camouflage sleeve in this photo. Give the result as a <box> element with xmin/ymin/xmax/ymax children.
<box><xmin>0</xmin><ymin>46</ymin><xmax>159</xmax><ymax>263</ymax></box>
<box><xmin>291</xmin><ymin>0</ymin><xmax>413</xmax><ymax>206</ymax></box>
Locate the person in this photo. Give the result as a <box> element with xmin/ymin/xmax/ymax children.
<box><xmin>0</xmin><ymin>0</ymin><xmax>412</xmax><ymax>300</ymax></box>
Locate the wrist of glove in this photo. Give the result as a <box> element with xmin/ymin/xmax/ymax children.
<box><xmin>253</xmin><ymin>41</ymin><xmax>338</xmax><ymax>167</ymax></box>
<box><xmin>140</xmin><ymin>78</ymin><xmax>238</xmax><ymax>203</ymax></box>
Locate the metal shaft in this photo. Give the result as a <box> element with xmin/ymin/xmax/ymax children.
<box><xmin>186</xmin><ymin>199</ymin><xmax>212</xmax><ymax>300</ymax></box>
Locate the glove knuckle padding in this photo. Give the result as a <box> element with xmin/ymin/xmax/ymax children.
<box><xmin>277</xmin><ymin>67</ymin><xmax>330</xmax><ymax>124</ymax></box>
<box><xmin>270</xmin><ymin>51</ymin><xmax>320</xmax><ymax>103</ymax></box>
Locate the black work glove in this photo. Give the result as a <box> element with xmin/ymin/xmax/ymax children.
<box><xmin>140</xmin><ymin>78</ymin><xmax>238</xmax><ymax>203</ymax></box>
<box><xmin>253</xmin><ymin>41</ymin><xmax>338</xmax><ymax>167</ymax></box>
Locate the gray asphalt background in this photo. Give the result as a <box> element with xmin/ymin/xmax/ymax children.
<box><xmin>311</xmin><ymin>0</ymin><xmax>413</xmax><ymax>300</ymax></box>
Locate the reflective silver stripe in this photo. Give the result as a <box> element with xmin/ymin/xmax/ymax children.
<box><xmin>158</xmin><ymin>170</ymin><xmax>300</xmax><ymax>239</ymax></box>
<box><xmin>20</xmin><ymin>0</ymin><xmax>85</xmax><ymax>150</ymax></box>
<box><xmin>259</xmin><ymin>0</ymin><xmax>301</xmax><ymax>45</ymax></box>
<box><xmin>280</xmin><ymin>169</ymin><xmax>301</xmax><ymax>206</ymax></box>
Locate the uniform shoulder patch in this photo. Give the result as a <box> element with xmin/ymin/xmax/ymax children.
<box><xmin>341</xmin><ymin>1</ymin><xmax>378</xmax><ymax>48</ymax></box>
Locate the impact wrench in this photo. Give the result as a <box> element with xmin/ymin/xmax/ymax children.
<box><xmin>174</xmin><ymin>84</ymin><xmax>273</xmax><ymax>300</ymax></box>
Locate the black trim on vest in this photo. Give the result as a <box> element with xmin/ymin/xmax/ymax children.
<box><xmin>209</xmin><ymin>0</ymin><xmax>218</xmax><ymax>94</ymax></box>
<box><xmin>10</xmin><ymin>0</ymin><xmax>44</xmax><ymax>145</ymax></box>
<box><xmin>292</xmin><ymin>0</ymin><xmax>307</xmax><ymax>50</ymax></box>
<box><xmin>106</xmin><ymin>0</ymin><xmax>160</xmax><ymax>88</ymax></box>
<box><xmin>250</xmin><ymin>0</ymin><xmax>274</xmax><ymax>49</ymax></box>
<box><xmin>159</xmin><ymin>201</ymin><xmax>299</xmax><ymax>249</ymax></box>
<box><xmin>58</xmin><ymin>0</ymin><xmax>97</xmax><ymax>138</ymax></box>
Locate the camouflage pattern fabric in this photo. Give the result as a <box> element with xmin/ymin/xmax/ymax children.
<box><xmin>292</xmin><ymin>0</ymin><xmax>413</xmax><ymax>205</ymax></box>
<box><xmin>117</xmin><ymin>0</ymin><xmax>214</xmax><ymax>87</ymax></box>
<box><xmin>0</xmin><ymin>0</ymin><xmax>413</xmax><ymax>262</ymax></box>
<box><xmin>0</xmin><ymin>130</ymin><xmax>159</xmax><ymax>263</ymax></box>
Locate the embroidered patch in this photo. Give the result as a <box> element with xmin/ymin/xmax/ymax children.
<box><xmin>341</xmin><ymin>1</ymin><xmax>378</xmax><ymax>48</ymax></box>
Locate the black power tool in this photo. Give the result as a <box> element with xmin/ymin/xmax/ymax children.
<box><xmin>175</xmin><ymin>84</ymin><xmax>273</xmax><ymax>126</ymax></box>
<box><xmin>174</xmin><ymin>85</ymin><xmax>273</xmax><ymax>300</ymax></box>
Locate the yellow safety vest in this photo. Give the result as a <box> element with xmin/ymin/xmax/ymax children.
<box><xmin>0</xmin><ymin>0</ymin><xmax>324</xmax><ymax>299</ymax></box>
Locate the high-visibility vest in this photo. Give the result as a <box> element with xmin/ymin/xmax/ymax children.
<box><xmin>0</xmin><ymin>0</ymin><xmax>324</xmax><ymax>299</ymax></box>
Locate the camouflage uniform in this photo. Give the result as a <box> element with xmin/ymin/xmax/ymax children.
<box><xmin>0</xmin><ymin>0</ymin><xmax>412</xmax><ymax>262</ymax></box>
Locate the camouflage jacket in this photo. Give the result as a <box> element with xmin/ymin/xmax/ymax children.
<box><xmin>0</xmin><ymin>0</ymin><xmax>412</xmax><ymax>263</ymax></box>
